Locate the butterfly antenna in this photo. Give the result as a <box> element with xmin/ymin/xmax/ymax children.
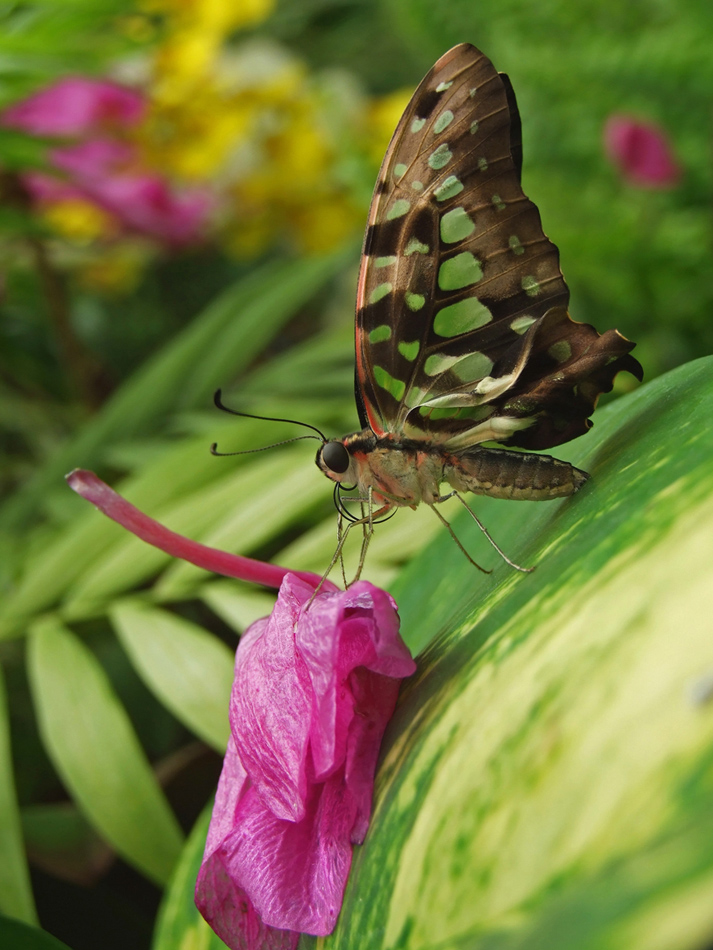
<box><xmin>211</xmin><ymin>436</ymin><xmax>324</xmax><ymax>457</ymax></box>
<box><xmin>213</xmin><ymin>389</ymin><xmax>328</xmax><ymax>441</ymax></box>
<box><xmin>212</xmin><ymin>388</ymin><xmax>327</xmax><ymax>456</ymax></box>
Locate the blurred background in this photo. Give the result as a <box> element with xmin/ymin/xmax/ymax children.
<box><xmin>0</xmin><ymin>0</ymin><xmax>710</xmax><ymax>947</ymax></box>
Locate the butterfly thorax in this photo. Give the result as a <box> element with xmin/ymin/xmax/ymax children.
<box><xmin>317</xmin><ymin>429</ymin><xmax>589</xmax><ymax>509</ymax></box>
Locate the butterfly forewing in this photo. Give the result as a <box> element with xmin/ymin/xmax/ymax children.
<box><xmin>356</xmin><ymin>43</ymin><xmax>641</xmax><ymax>452</ymax></box>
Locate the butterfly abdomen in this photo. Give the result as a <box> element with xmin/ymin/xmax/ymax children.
<box><xmin>444</xmin><ymin>447</ymin><xmax>588</xmax><ymax>501</ymax></box>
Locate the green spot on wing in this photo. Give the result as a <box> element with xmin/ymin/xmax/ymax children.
<box><xmin>548</xmin><ymin>340</ymin><xmax>572</xmax><ymax>363</ymax></box>
<box><xmin>405</xmin><ymin>293</ymin><xmax>425</xmax><ymax>311</ymax></box>
<box><xmin>373</xmin><ymin>366</ymin><xmax>406</xmax><ymax>401</ymax></box>
<box><xmin>511</xmin><ymin>315</ymin><xmax>537</xmax><ymax>334</ymax></box>
<box><xmin>452</xmin><ymin>351</ymin><xmax>494</xmax><ymax>382</ymax></box>
<box><xmin>398</xmin><ymin>340</ymin><xmax>420</xmax><ymax>361</ymax></box>
<box><xmin>428</xmin><ymin>143</ymin><xmax>453</xmax><ymax>170</ymax></box>
<box><xmin>508</xmin><ymin>235</ymin><xmax>525</xmax><ymax>255</ymax></box>
<box><xmin>522</xmin><ymin>275</ymin><xmax>541</xmax><ymax>296</ymax></box>
<box><xmin>410</xmin><ymin>117</ymin><xmax>425</xmax><ymax>133</ymax></box>
<box><xmin>469</xmin><ymin>120</ymin><xmax>479</xmax><ymax>134</ymax></box>
<box><xmin>492</xmin><ymin>194</ymin><xmax>506</xmax><ymax>211</ymax></box>
<box><xmin>438</xmin><ymin>253</ymin><xmax>483</xmax><ymax>291</ymax></box>
<box><xmin>387</xmin><ymin>199</ymin><xmax>411</xmax><ymax>221</ymax></box>
<box><xmin>394</xmin><ymin>163</ymin><xmax>408</xmax><ymax>178</ymax></box>
<box><xmin>375</xmin><ymin>256</ymin><xmax>397</xmax><ymax>268</ymax></box>
<box><xmin>369</xmin><ymin>282</ymin><xmax>393</xmax><ymax>304</ymax></box>
<box><xmin>477</xmin><ymin>157</ymin><xmax>488</xmax><ymax>171</ymax></box>
<box><xmin>405</xmin><ymin>237</ymin><xmax>429</xmax><ymax>256</ymax></box>
<box><xmin>433</xmin><ymin>110</ymin><xmax>455</xmax><ymax>134</ymax></box>
<box><xmin>411</xmin><ymin>181</ymin><xmax>424</xmax><ymax>192</ymax></box>
<box><xmin>419</xmin><ymin>406</ymin><xmax>462</xmax><ymax>420</ymax></box>
<box><xmin>436</xmin><ymin>80</ymin><xmax>453</xmax><ymax>92</ymax></box>
<box><xmin>369</xmin><ymin>325</ymin><xmax>392</xmax><ymax>343</ymax></box>
<box><xmin>435</xmin><ymin>176</ymin><xmax>464</xmax><ymax>202</ymax></box>
<box><xmin>424</xmin><ymin>353</ymin><xmax>459</xmax><ymax>376</ymax></box>
<box><xmin>440</xmin><ymin>207</ymin><xmax>475</xmax><ymax>244</ymax></box>
<box><xmin>434</xmin><ymin>298</ymin><xmax>493</xmax><ymax>337</ymax></box>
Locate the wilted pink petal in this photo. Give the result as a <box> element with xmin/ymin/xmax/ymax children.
<box><xmin>196</xmin><ymin>574</ymin><xmax>416</xmax><ymax>945</ymax></box>
<box><xmin>2</xmin><ymin>77</ymin><xmax>144</xmax><ymax>137</ymax></box>
<box><xmin>604</xmin><ymin>115</ymin><xmax>681</xmax><ymax>188</ymax></box>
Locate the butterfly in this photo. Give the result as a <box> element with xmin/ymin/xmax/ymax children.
<box><xmin>314</xmin><ymin>42</ymin><xmax>642</xmax><ymax>573</ymax></box>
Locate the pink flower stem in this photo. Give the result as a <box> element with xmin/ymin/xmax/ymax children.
<box><xmin>66</xmin><ymin>469</ymin><xmax>324</xmax><ymax>590</ymax></box>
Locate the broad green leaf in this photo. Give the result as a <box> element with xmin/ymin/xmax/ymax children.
<box><xmin>0</xmin><ymin>252</ymin><xmax>346</xmax><ymax>534</ymax></box>
<box><xmin>200</xmin><ymin>582</ymin><xmax>276</xmax><ymax>634</ymax></box>
<box><xmin>153</xmin><ymin>804</ymin><xmax>229</xmax><ymax>950</ymax></box>
<box><xmin>0</xmin><ymin>666</ymin><xmax>37</xmax><ymax>925</ymax></box>
<box><xmin>111</xmin><ymin>601</ymin><xmax>234</xmax><ymax>752</ymax></box>
<box><xmin>27</xmin><ymin>618</ymin><xmax>183</xmax><ymax>885</ymax></box>
<box><xmin>309</xmin><ymin>357</ymin><xmax>713</xmax><ymax>949</ymax></box>
<box><xmin>0</xmin><ymin>916</ymin><xmax>73</xmax><ymax>950</ymax></box>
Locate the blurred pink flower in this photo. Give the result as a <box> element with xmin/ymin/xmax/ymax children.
<box><xmin>66</xmin><ymin>470</ymin><xmax>416</xmax><ymax>949</ymax></box>
<box><xmin>3</xmin><ymin>77</ymin><xmax>211</xmax><ymax>246</ymax></box>
<box><xmin>1</xmin><ymin>77</ymin><xmax>145</xmax><ymax>137</ymax></box>
<box><xmin>604</xmin><ymin>115</ymin><xmax>681</xmax><ymax>188</ymax></box>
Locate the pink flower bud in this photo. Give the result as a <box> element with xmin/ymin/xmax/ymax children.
<box><xmin>603</xmin><ymin>115</ymin><xmax>681</xmax><ymax>188</ymax></box>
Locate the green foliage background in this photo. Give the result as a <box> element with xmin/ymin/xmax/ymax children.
<box><xmin>0</xmin><ymin>1</ymin><xmax>711</xmax><ymax>948</ymax></box>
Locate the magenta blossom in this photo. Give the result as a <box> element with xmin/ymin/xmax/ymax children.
<box><xmin>603</xmin><ymin>115</ymin><xmax>681</xmax><ymax>188</ymax></box>
<box><xmin>67</xmin><ymin>470</ymin><xmax>416</xmax><ymax>948</ymax></box>
<box><xmin>3</xmin><ymin>77</ymin><xmax>211</xmax><ymax>247</ymax></box>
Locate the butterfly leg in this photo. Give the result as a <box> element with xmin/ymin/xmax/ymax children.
<box><xmin>352</xmin><ymin>487</ymin><xmax>377</xmax><ymax>585</ymax></box>
<box><xmin>429</xmin><ymin>502</ymin><xmax>491</xmax><ymax>574</ymax></box>
<box><xmin>316</xmin><ymin>489</ymin><xmax>392</xmax><ymax>595</ymax></box>
<box><xmin>437</xmin><ymin>491</ymin><xmax>535</xmax><ymax>574</ymax></box>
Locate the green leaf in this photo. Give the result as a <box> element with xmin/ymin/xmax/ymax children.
<box><xmin>152</xmin><ymin>804</ymin><xmax>229</xmax><ymax>950</ymax></box>
<box><xmin>0</xmin><ymin>252</ymin><xmax>347</xmax><ymax>534</ymax></box>
<box><xmin>0</xmin><ymin>667</ymin><xmax>37</xmax><ymax>925</ymax></box>
<box><xmin>0</xmin><ymin>916</ymin><xmax>73</xmax><ymax>950</ymax></box>
<box><xmin>111</xmin><ymin>601</ymin><xmax>234</xmax><ymax>752</ymax></box>
<box><xmin>27</xmin><ymin>618</ymin><xmax>183</xmax><ymax>885</ymax></box>
<box><xmin>314</xmin><ymin>357</ymin><xmax>713</xmax><ymax>948</ymax></box>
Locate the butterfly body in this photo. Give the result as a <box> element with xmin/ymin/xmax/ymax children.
<box><xmin>319</xmin><ymin>431</ymin><xmax>588</xmax><ymax>510</ymax></box>
<box><xmin>316</xmin><ymin>42</ymin><xmax>642</xmax><ymax>561</ymax></box>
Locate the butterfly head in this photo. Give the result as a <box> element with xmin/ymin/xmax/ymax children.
<box><xmin>316</xmin><ymin>439</ymin><xmax>354</xmax><ymax>484</ymax></box>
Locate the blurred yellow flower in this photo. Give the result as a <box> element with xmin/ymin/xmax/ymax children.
<box><xmin>143</xmin><ymin>0</ymin><xmax>274</xmax><ymax>33</ymax></box>
<box><xmin>40</xmin><ymin>199</ymin><xmax>118</xmax><ymax>244</ymax></box>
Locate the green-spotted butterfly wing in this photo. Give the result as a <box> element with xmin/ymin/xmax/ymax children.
<box><xmin>356</xmin><ymin>43</ymin><xmax>642</xmax><ymax>453</ymax></box>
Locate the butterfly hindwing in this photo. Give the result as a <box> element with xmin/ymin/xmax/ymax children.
<box><xmin>355</xmin><ymin>43</ymin><xmax>641</xmax><ymax>452</ymax></box>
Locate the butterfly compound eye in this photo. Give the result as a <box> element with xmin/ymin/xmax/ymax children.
<box><xmin>322</xmin><ymin>441</ymin><xmax>350</xmax><ymax>474</ymax></box>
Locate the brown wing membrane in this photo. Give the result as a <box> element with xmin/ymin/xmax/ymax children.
<box><xmin>354</xmin><ymin>43</ymin><xmax>641</xmax><ymax>449</ymax></box>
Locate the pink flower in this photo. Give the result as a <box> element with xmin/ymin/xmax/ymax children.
<box><xmin>603</xmin><ymin>115</ymin><xmax>681</xmax><ymax>188</ymax></box>
<box><xmin>66</xmin><ymin>470</ymin><xmax>416</xmax><ymax>948</ymax></box>
<box><xmin>1</xmin><ymin>77</ymin><xmax>145</xmax><ymax>137</ymax></box>
<box><xmin>3</xmin><ymin>78</ymin><xmax>211</xmax><ymax>247</ymax></box>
